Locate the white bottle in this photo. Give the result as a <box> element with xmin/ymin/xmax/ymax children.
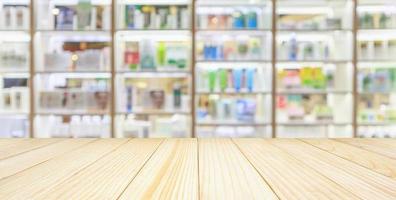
<box><xmin>70</xmin><ymin>115</ymin><xmax>81</xmax><ymax>138</ymax></box>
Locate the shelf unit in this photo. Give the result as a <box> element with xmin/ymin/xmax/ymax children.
<box><xmin>1</xmin><ymin>0</ymin><xmax>395</xmax><ymax>138</ymax></box>
<box><xmin>356</xmin><ymin>0</ymin><xmax>396</xmax><ymax>138</ymax></box>
<box><xmin>0</xmin><ymin>0</ymin><xmax>31</xmax><ymax>138</ymax></box>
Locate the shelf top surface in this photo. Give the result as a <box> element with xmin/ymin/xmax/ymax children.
<box><xmin>0</xmin><ymin>138</ymin><xmax>395</xmax><ymax>199</ymax></box>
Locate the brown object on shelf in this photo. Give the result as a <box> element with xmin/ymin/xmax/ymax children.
<box><xmin>0</xmin><ymin>139</ymin><xmax>395</xmax><ymax>199</ymax></box>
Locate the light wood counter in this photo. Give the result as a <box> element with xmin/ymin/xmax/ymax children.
<box><xmin>0</xmin><ymin>138</ymin><xmax>395</xmax><ymax>199</ymax></box>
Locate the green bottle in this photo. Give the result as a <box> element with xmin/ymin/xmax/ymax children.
<box><xmin>219</xmin><ymin>69</ymin><xmax>227</xmax><ymax>92</ymax></box>
<box><xmin>157</xmin><ymin>42</ymin><xmax>166</xmax><ymax>67</ymax></box>
<box><xmin>209</xmin><ymin>71</ymin><xmax>217</xmax><ymax>92</ymax></box>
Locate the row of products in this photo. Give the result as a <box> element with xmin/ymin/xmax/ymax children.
<box><xmin>197</xmin><ymin>126</ymin><xmax>262</xmax><ymax>138</ymax></box>
<box><xmin>196</xmin><ymin>68</ymin><xmax>266</xmax><ymax>93</ymax></box>
<box><xmin>197</xmin><ymin>95</ymin><xmax>264</xmax><ymax>123</ymax></box>
<box><xmin>358</xmin><ymin>68</ymin><xmax>396</xmax><ymax>92</ymax></box>
<box><xmin>44</xmin><ymin>48</ymin><xmax>110</xmax><ymax>72</ymax></box>
<box><xmin>124</xmin><ymin>5</ymin><xmax>189</xmax><ymax>29</ymax></box>
<box><xmin>196</xmin><ymin>36</ymin><xmax>263</xmax><ymax>61</ymax></box>
<box><xmin>278</xmin><ymin>36</ymin><xmax>330</xmax><ymax>61</ymax></box>
<box><xmin>38</xmin><ymin>78</ymin><xmax>110</xmax><ymax>112</ymax></box>
<box><xmin>0</xmin><ymin>42</ymin><xmax>29</xmax><ymax>70</ymax></box>
<box><xmin>358</xmin><ymin>40</ymin><xmax>396</xmax><ymax>60</ymax></box>
<box><xmin>123</xmin><ymin>40</ymin><xmax>189</xmax><ymax>71</ymax></box>
<box><xmin>358</xmin><ymin>126</ymin><xmax>396</xmax><ymax>138</ymax></box>
<box><xmin>358</xmin><ymin>94</ymin><xmax>396</xmax><ymax>123</ymax></box>
<box><xmin>120</xmin><ymin>79</ymin><xmax>189</xmax><ymax>113</ymax></box>
<box><xmin>0</xmin><ymin>116</ymin><xmax>28</xmax><ymax>138</ymax></box>
<box><xmin>278</xmin><ymin>67</ymin><xmax>333</xmax><ymax>90</ymax></box>
<box><xmin>359</xmin><ymin>12</ymin><xmax>396</xmax><ymax>29</ymax></box>
<box><xmin>279</xmin><ymin>15</ymin><xmax>343</xmax><ymax>30</ymax></box>
<box><xmin>35</xmin><ymin>115</ymin><xmax>110</xmax><ymax>138</ymax></box>
<box><xmin>0</xmin><ymin>5</ymin><xmax>29</xmax><ymax>30</ymax></box>
<box><xmin>197</xmin><ymin>8</ymin><xmax>260</xmax><ymax>29</ymax></box>
<box><xmin>117</xmin><ymin>114</ymin><xmax>189</xmax><ymax>138</ymax></box>
<box><xmin>52</xmin><ymin>4</ymin><xmax>111</xmax><ymax>30</ymax></box>
<box><xmin>0</xmin><ymin>78</ymin><xmax>29</xmax><ymax>113</ymax></box>
<box><xmin>277</xmin><ymin>94</ymin><xmax>333</xmax><ymax>122</ymax></box>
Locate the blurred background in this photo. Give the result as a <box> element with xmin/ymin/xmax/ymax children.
<box><xmin>0</xmin><ymin>0</ymin><xmax>395</xmax><ymax>138</ymax></box>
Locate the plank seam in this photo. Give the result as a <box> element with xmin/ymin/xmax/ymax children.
<box><xmin>115</xmin><ymin>139</ymin><xmax>166</xmax><ymax>200</ymax></box>
<box><xmin>0</xmin><ymin>139</ymin><xmax>99</xmax><ymax>181</ymax></box>
<box><xmin>262</xmin><ymin>139</ymin><xmax>362</xmax><ymax>199</ymax></box>
<box><xmin>299</xmin><ymin>139</ymin><xmax>395</xmax><ymax>180</ymax></box>
<box><xmin>334</xmin><ymin>139</ymin><xmax>396</xmax><ymax>160</ymax></box>
<box><xmin>26</xmin><ymin>139</ymin><xmax>132</xmax><ymax>198</ymax></box>
<box><xmin>0</xmin><ymin>139</ymin><xmax>65</xmax><ymax>161</ymax></box>
<box><xmin>197</xmin><ymin>138</ymin><xmax>201</xmax><ymax>200</ymax></box>
<box><xmin>271</xmin><ymin>140</ymin><xmax>371</xmax><ymax>200</ymax></box>
<box><xmin>231</xmin><ymin>138</ymin><xmax>280</xmax><ymax>199</ymax></box>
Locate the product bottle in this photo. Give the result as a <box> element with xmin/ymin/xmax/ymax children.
<box><xmin>157</xmin><ymin>42</ymin><xmax>166</xmax><ymax>66</ymax></box>
<box><xmin>173</xmin><ymin>83</ymin><xmax>182</xmax><ymax>109</ymax></box>
<box><xmin>289</xmin><ymin>34</ymin><xmax>298</xmax><ymax>61</ymax></box>
<box><xmin>219</xmin><ymin>69</ymin><xmax>228</xmax><ymax>92</ymax></box>
<box><xmin>246</xmin><ymin>68</ymin><xmax>255</xmax><ymax>92</ymax></box>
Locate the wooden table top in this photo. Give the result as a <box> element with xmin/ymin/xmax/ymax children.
<box><xmin>0</xmin><ymin>138</ymin><xmax>395</xmax><ymax>199</ymax></box>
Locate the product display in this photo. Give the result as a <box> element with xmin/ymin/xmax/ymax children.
<box><xmin>0</xmin><ymin>77</ymin><xmax>29</xmax><ymax>113</ymax></box>
<box><xmin>37</xmin><ymin>77</ymin><xmax>110</xmax><ymax>113</ymax></box>
<box><xmin>35</xmin><ymin>115</ymin><xmax>110</xmax><ymax>138</ymax></box>
<box><xmin>0</xmin><ymin>115</ymin><xmax>29</xmax><ymax>138</ymax></box>
<box><xmin>35</xmin><ymin>0</ymin><xmax>111</xmax><ymax>31</ymax></box>
<box><xmin>277</xmin><ymin>67</ymin><xmax>333</xmax><ymax>91</ymax></box>
<box><xmin>196</xmin><ymin>35</ymin><xmax>266</xmax><ymax>61</ymax></box>
<box><xmin>358</xmin><ymin>40</ymin><xmax>396</xmax><ymax>60</ymax></box>
<box><xmin>0</xmin><ymin>42</ymin><xmax>29</xmax><ymax>71</ymax></box>
<box><xmin>357</xmin><ymin>0</ymin><xmax>396</xmax><ymax>138</ymax></box>
<box><xmin>122</xmin><ymin>40</ymin><xmax>189</xmax><ymax>71</ymax></box>
<box><xmin>197</xmin><ymin>95</ymin><xmax>267</xmax><ymax>124</ymax></box>
<box><xmin>0</xmin><ymin>5</ymin><xmax>29</xmax><ymax>30</ymax></box>
<box><xmin>359</xmin><ymin>12</ymin><xmax>396</xmax><ymax>29</ymax></box>
<box><xmin>116</xmin><ymin>114</ymin><xmax>189</xmax><ymax>138</ymax></box>
<box><xmin>277</xmin><ymin>0</ymin><xmax>352</xmax><ymax>30</ymax></box>
<box><xmin>277</xmin><ymin>94</ymin><xmax>333</xmax><ymax>122</ymax></box>
<box><xmin>122</xmin><ymin>5</ymin><xmax>190</xmax><ymax>30</ymax></box>
<box><xmin>2</xmin><ymin>0</ymin><xmax>396</xmax><ymax>139</ymax></box>
<box><xmin>38</xmin><ymin>38</ymin><xmax>111</xmax><ymax>72</ymax></box>
<box><xmin>277</xmin><ymin>32</ymin><xmax>352</xmax><ymax>61</ymax></box>
<box><xmin>196</xmin><ymin>7</ymin><xmax>262</xmax><ymax>30</ymax></box>
<box><xmin>197</xmin><ymin>67</ymin><xmax>267</xmax><ymax>93</ymax></box>
<box><xmin>118</xmin><ymin>77</ymin><xmax>189</xmax><ymax>113</ymax></box>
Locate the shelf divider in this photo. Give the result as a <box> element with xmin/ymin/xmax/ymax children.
<box><xmin>29</xmin><ymin>0</ymin><xmax>35</xmax><ymax>138</ymax></box>
<box><xmin>271</xmin><ymin>0</ymin><xmax>277</xmax><ymax>138</ymax></box>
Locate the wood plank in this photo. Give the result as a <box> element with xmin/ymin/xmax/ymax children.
<box><xmin>118</xmin><ymin>139</ymin><xmax>199</xmax><ymax>200</ymax></box>
<box><xmin>303</xmin><ymin>139</ymin><xmax>396</xmax><ymax>179</ymax></box>
<box><xmin>0</xmin><ymin>139</ymin><xmax>95</xmax><ymax>179</ymax></box>
<box><xmin>337</xmin><ymin>138</ymin><xmax>396</xmax><ymax>159</ymax></box>
<box><xmin>0</xmin><ymin>139</ymin><xmax>128</xmax><ymax>199</ymax></box>
<box><xmin>270</xmin><ymin>139</ymin><xmax>396</xmax><ymax>200</ymax></box>
<box><xmin>32</xmin><ymin>139</ymin><xmax>162</xmax><ymax>200</ymax></box>
<box><xmin>199</xmin><ymin>139</ymin><xmax>278</xmax><ymax>200</ymax></box>
<box><xmin>234</xmin><ymin>139</ymin><xmax>359</xmax><ymax>200</ymax></box>
<box><xmin>0</xmin><ymin>139</ymin><xmax>62</xmax><ymax>160</ymax></box>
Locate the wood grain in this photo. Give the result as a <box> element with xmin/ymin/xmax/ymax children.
<box><xmin>303</xmin><ymin>139</ymin><xmax>396</xmax><ymax>179</ymax></box>
<box><xmin>199</xmin><ymin>139</ymin><xmax>278</xmax><ymax>200</ymax></box>
<box><xmin>119</xmin><ymin>139</ymin><xmax>199</xmax><ymax>200</ymax></box>
<box><xmin>0</xmin><ymin>139</ymin><xmax>95</xmax><ymax>179</ymax></box>
<box><xmin>0</xmin><ymin>139</ymin><xmax>395</xmax><ymax>199</ymax></box>
<box><xmin>336</xmin><ymin>138</ymin><xmax>396</xmax><ymax>159</ymax></box>
<box><xmin>0</xmin><ymin>139</ymin><xmax>62</xmax><ymax>160</ymax></box>
<box><xmin>33</xmin><ymin>139</ymin><xmax>162</xmax><ymax>200</ymax></box>
<box><xmin>234</xmin><ymin>139</ymin><xmax>359</xmax><ymax>200</ymax></box>
<box><xmin>0</xmin><ymin>139</ymin><xmax>128</xmax><ymax>200</ymax></box>
<box><xmin>271</xmin><ymin>139</ymin><xmax>396</xmax><ymax>200</ymax></box>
